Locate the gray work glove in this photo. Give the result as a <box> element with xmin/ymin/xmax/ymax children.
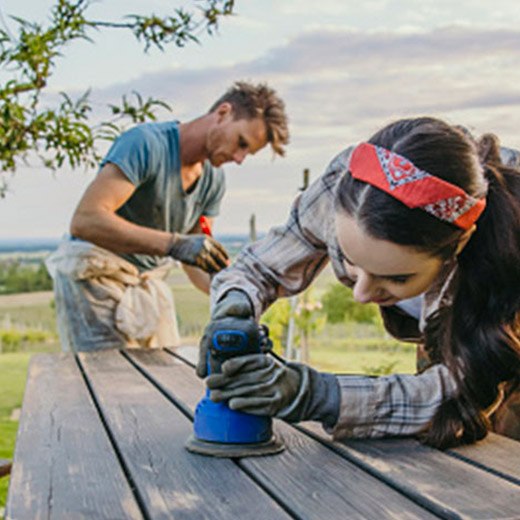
<box><xmin>196</xmin><ymin>290</ymin><xmax>254</xmax><ymax>378</ymax></box>
<box><xmin>206</xmin><ymin>353</ymin><xmax>341</xmax><ymax>427</ymax></box>
<box><xmin>167</xmin><ymin>233</ymin><xmax>229</xmax><ymax>274</ymax></box>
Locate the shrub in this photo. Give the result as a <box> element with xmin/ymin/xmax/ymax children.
<box><xmin>0</xmin><ymin>328</ymin><xmax>56</xmax><ymax>353</ymax></box>
<box><xmin>0</xmin><ymin>261</ymin><xmax>53</xmax><ymax>295</ymax></box>
<box><xmin>321</xmin><ymin>283</ymin><xmax>380</xmax><ymax>324</ymax></box>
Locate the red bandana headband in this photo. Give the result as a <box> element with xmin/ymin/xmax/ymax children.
<box><xmin>349</xmin><ymin>143</ymin><xmax>486</xmax><ymax>230</ymax></box>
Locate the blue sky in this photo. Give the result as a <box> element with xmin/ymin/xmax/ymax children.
<box><xmin>1</xmin><ymin>0</ymin><xmax>520</xmax><ymax>237</ymax></box>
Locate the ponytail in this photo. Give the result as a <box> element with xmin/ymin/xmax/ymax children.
<box><xmin>421</xmin><ymin>135</ymin><xmax>520</xmax><ymax>448</ymax></box>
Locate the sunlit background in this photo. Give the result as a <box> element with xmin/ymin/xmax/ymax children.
<box><xmin>2</xmin><ymin>0</ymin><xmax>520</xmax><ymax>238</ymax></box>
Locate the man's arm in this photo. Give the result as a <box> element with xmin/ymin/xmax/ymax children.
<box><xmin>70</xmin><ymin>163</ymin><xmax>172</xmax><ymax>255</ymax></box>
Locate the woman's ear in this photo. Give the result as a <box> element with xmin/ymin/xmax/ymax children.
<box><xmin>455</xmin><ymin>224</ymin><xmax>477</xmax><ymax>255</ymax></box>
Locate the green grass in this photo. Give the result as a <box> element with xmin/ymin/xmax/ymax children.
<box><xmin>309</xmin><ymin>341</ymin><xmax>415</xmax><ymax>374</ymax></box>
<box><xmin>0</xmin><ymin>352</ymin><xmax>34</xmax><ymax>510</ymax></box>
<box><xmin>171</xmin><ymin>283</ymin><xmax>210</xmax><ymax>340</ymax></box>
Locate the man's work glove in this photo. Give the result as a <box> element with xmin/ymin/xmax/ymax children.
<box><xmin>206</xmin><ymin>353</ymin><xmax>341</xmax><ymax>427</ymax></box>
<box><xmin>196</xmin><ymin>290</ymin><xmax>254</xmax><ymax>378</ymax></box>
<box><xmin>167</xmin><ymin>233</ymin><xmax>229</xmax><ymax>274</ymax></box>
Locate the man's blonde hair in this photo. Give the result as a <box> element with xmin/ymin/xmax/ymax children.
<box><xmin>210</xmin><ymin>81</ymin><xmax>289</xmax><ymax>156</ymax></box>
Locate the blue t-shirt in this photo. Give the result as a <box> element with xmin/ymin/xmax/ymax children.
<box><xmin>100</xmin><ymin>121</ymin><xmax>225</xmax><ymax>271</ymax></box>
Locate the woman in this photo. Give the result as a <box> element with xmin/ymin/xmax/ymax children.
<box><xmin>199</xmin><ymin>117</ymin><xmax>520</xmax><ymax>448</ymax></box>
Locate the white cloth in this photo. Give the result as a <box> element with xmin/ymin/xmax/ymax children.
<box><xmin>46</xmin><ymin>236</ymin><xmax>180</xmax><ymax>352</ymax></box>
<box><xmin>395</xmin><ymin>294</ymin><xmax>424</xmax><ymax>321</ymax></box>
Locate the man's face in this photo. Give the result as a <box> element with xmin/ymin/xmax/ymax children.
<box><xmin>206</xmin><ymin>103</ymin><xmax>268</xmax><ymax>167</ymax></box>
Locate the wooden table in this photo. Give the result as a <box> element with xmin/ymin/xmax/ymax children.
<box><xmin>5</xmin><ymin>347</ymin><xmax>520</xmax><ymax>520</ymax></box>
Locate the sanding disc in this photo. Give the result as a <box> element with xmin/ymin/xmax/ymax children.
<box><xmin>185</xmin><ymin>435</ymin><xmax>285</xmax><ymax>458</ymax></box>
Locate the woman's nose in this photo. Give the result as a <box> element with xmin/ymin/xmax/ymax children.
<box><xmin>352</xmin><ymin>271</ymin><xmax>379</xmax><ymax>304</ymax></box>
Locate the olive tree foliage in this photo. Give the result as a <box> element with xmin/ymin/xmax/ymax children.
<box><xmin>0</xmin><ymin>0</ymin><xmax>235</xmax><ymax>195</ymax></box>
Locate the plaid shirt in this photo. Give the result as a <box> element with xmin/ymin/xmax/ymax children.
<box><xmin>212</xmin><ymin>145</ymin><xmax>519</xmax><ymax>439</ymax></box>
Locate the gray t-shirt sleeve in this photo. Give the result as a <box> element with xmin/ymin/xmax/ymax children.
<box><xmin>100</xmin><ymin>126</ymin><xmax>152</xmax><ymax>185</ymax></box>
<box><xmin>202</xmin><ymin>167</ymin><xmax>226</xmax><ymax>218</ymax></box>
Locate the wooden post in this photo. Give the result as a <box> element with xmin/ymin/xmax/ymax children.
<box><xmin>285</xmin><ymin>297</ymin><xmax>297</xmax><ymax>360</ymax></box>
<box><xmin>286</xmin><ymin>168</ymin><xmax>310</xmax><ymax>361</ymax></box>
<box><xmin>249</xmin><ymin>213</ymin><xmax>257</xmax><ymax>243</ymax></box>
<box><xmin>300</xmin><ymin>168</ymin><xmax>310</xmax><ymax>191</ymax></box>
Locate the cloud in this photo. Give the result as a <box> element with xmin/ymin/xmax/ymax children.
<box><xmin>42</xmin><ymin>24</ymin><xmax>520</xmax><ymax>234</ymax></box>
<box><xmin>95</xmin><ymin>25</ymin><xmax>520</xmax><ymax>125</ymax></box>
<box><xmin>278</xmin><ymin>0</ymin><xmax>520</xmax><ymax>28</ymax></box>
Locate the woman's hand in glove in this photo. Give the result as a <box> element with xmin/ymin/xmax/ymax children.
<box><xmin>206</xmin><ymin>354</ymin><xmax>309</xmax><ymax>422</ymax></box>
<box><xmin>207</xmin><ymin>354</ymin><xmax>341</xmax><ymax>427</ymax></box>
<box><xmin>197</xmin><ymin>290</ymin><xmax>254</xmax><ymax>378</ymax></box>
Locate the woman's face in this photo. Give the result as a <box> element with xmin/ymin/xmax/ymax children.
<box><xmin>335</xmin><ymin>213</ymin><xmax>444</xmax><ymax>305</ymax></box>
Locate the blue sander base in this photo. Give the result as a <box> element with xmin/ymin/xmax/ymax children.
<box><xmin>185</xmin><ymin>395</ymin><xmax>285</xmax><ymax>457</ymax></box>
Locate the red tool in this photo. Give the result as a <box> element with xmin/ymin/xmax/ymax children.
<box><xmin>199</xmin><ymin>216</ymin><xmax>212</xmax><ymax>236</ymax></box>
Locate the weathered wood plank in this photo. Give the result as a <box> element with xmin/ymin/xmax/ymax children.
<box><xmin>169</xmin><ymin>345</ymin><xmax>197</xmax><ymax>363</ymax></box>
<box><xmin>170</xmin><ymin>347</ymin><xmax>520</xmax><ymax>520</ymax></box>
<box><xmin>166</xmin><ymin>345</ymin><xmax>197</xmax><ymax>366</ymax></box>
<box><xmin>6</xmin><ymin>354</ymin><xmax>142</xmax><ymax>520</ymax></box>
<box><xmin>301</xmin><ymin>423</ymin><xmax>520</xmax><ymax>520</ymax></box>
<box><xmin>447</xmin><ymin>432</ymin><xmax>520</xmax><ymax>486</ymax></box>
<box><xmin>79</xmin><ymin>350</ymin><xmax>291</xmax><ymax>520</ymax></box>
<box><xmin>128</xmin><ymin>349</ymin><xmax>439</xmax><ymax>520</ymax></box>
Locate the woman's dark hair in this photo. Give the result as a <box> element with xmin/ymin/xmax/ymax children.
<box><xmin>336</xmin><ymin>117</ymin><xmax>520</xmax><ymax>448</ymax></box>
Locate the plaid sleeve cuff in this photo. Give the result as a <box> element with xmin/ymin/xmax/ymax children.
<box><xmin>325</xmin><ymin>376</ymin><xmax>379</xmax><ymax>438</ymax></box>
<box><xmin>327</xmin><ymin>364</ymin><xmax>458</xmax><ymax>439</ymax></box>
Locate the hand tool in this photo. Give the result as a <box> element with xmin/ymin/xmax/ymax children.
<box><xmin>199</xmin><ymin>215</ymin><xmax>212</xmax><ymax>236</ymax></box>
<box><xmin>185</xmin><ymin>318</ymin><xmax>285</xmax><ymax>457</ymax></box>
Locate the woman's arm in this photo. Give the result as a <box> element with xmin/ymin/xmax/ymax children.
<box><xmin>210</xmin><ymin>166</ymin><xmax>340</xmax><ymax>318</ymax></box>
<box><xmin>330</xmin><ymin>364</ymin><xmax>458</xmax><ymax>439</ymax></box>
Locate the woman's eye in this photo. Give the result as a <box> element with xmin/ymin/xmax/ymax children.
<box><xmin>386</xmin><ymin>276</ymin><xmax>410</xmax><ymax>285</ymax></box>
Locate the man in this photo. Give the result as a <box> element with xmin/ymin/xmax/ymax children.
<box><xmin>47</xmin><ymin>81</ymin><xmax>289</xmax><ymax>352</ymax></box>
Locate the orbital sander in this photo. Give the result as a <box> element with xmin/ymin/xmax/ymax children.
<box><xmin>185</xmin><ymin>318</ymin><xmax>285</xmax><ymax>457</ymax></box>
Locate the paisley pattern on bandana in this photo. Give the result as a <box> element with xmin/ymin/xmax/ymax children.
<box><xmin>349</xmin><ymin>143</ymin><xmax>486</xmax><ymax>230</ymax></box>
<box><xmin>423</xmin><ymin>196</ymin><xmax>476</xmax><ymax>223</ymax></box>
<box><xmin>375</xmin><ymin>146</ymin><xmax>430</xmax><ymax>189</ymax></box>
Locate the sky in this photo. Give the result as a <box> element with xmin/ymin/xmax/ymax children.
<box><xmin>1</xmin><ymin>0</ymin><xmax>520</xmax><ymax>238</ymax></box>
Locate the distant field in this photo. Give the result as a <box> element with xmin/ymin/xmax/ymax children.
<box><xmin>0</xmin><ymin>291</ymin><xmax>54</xmax><ymax>307</ymax></box>
<box><xmin>0</xmin><ymin>292</ymin><xmax>57</xmax><ymax>334</ymax></box>
<box><xmin>0</xmin><ymin>267</ymin><xmax>416</xmax><ymax>374</ymax></box>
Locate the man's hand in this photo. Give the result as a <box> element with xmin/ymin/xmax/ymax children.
<box><xmin>167</xmin><ymin>233</ymin><xmax>229</xmax><ymax>274</ymax></box>
<box><xmin>206</xmin><ymin>354</ymin><xmax>307</xmax><ymax>422</ymax></box>
<box><xmin>197</xmin><ymin>290</ymin><xmax>253</xmax><ymax>378</ymax></box>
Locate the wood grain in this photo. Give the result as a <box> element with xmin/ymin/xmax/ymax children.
<box><xmin>301</xmin><ymin>423</ymin><xmax>520</xmax><ymax>520</ymax></box>
<box><xmin>172</xmin><ymin>346</ymin><xmax>520</xmax><ymax>520</ymax></box>
<box><xmin>448</xmin><ymin>432</ymin><xmax>520</xmax><ymax>485</ymax></box>
<box><xmin>129</xmin><ymin>348</ymin><xmax>439</xmax><ymax>520</ymax></box>
<box><xmin>6</xmin><ymin>353</ymin><xmax>142</xmax><ymax>520</ymax></box>
<box><xmin>79</xmin><ymin>349</ymin><xmax>290</xmax><ymax>520</ymax></box>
